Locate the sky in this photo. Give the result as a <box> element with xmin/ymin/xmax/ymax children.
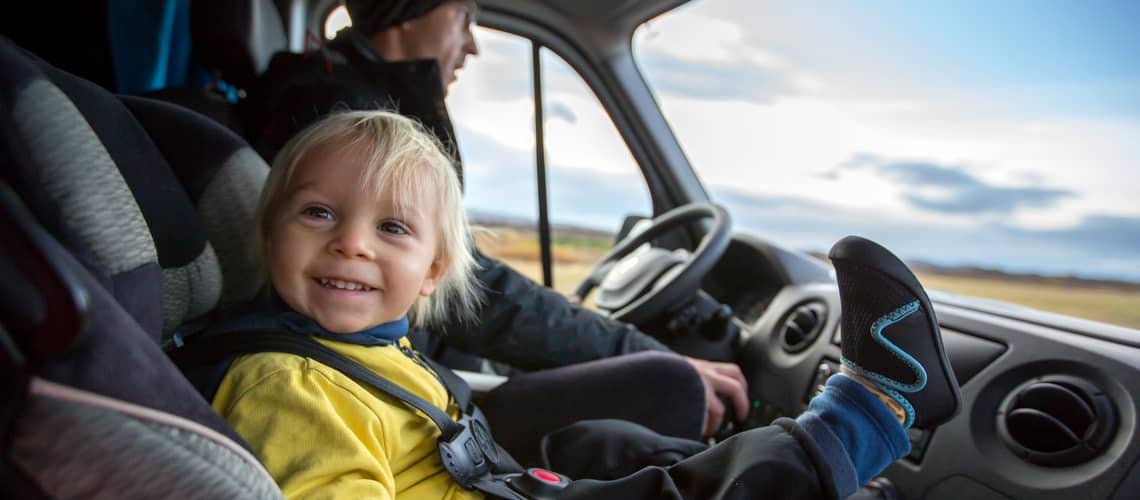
<box><xmin>435</xmin><ymin>1</ymin><xmax>1140</xmax><ymax>282</ymax></box>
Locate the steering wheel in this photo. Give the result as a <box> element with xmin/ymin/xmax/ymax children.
<box><xmin>573</xmin><ymin>202</ymin><xmax>731</xmax><ymax>324</ymax></box>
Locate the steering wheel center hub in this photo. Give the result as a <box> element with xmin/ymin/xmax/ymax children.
<box><xmin>574</xmin><ymin>202</ymin><xmax>731</xmax><ymax>325</ymax></box>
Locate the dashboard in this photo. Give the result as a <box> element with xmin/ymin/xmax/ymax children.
<box><xmin>698</xmin><ymin>234</ymin><xmax>1140</xmax><ymax>500</ymax></box>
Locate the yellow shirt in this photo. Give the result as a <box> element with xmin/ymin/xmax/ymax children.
<box><xmin>212</xmin><ymin>336</ymin><xmax>482</xmax><ymax>500</ymax></box>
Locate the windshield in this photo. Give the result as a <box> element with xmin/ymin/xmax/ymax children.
<box><xmin>634</xmin><ymin>1</ymin><xmax>1140</xmax><ymax>329</ymax></box>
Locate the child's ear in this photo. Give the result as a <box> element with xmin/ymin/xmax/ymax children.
<box><xmin>419</xmin><ymin>258</ymin><xmax>447</xmax><ymax>297</ymax></box>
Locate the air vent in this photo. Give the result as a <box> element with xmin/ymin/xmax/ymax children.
<box><xmin>779</xmin><ymin>301</ymin><xmax>827</xmax><ymax>353</ymax></box>
<box><xmin>997</xmin><ymin>375</ymin><xmax>1117</xmax><ymax>467</ymax></box>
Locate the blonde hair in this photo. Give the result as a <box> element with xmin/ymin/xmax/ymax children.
<box><xmin>254</xmin><ymin>110</ymin><xmax>478</xmax><ymax>328</ymax></box>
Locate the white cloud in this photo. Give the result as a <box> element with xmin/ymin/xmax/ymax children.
<box><xmin>654</xmin><ymin>87</ymin><xmax>1140</xmax><ymax>231</ymax></box>
<box><xmin>635</xmin><ymin>9</ymin><xmax>825</xmax><ymax>97</ymax></box>
<box><xmin>450</xmin><ymin>37</ymin><xmax>643</xmax><ymax>179</ymax></box>
<box><xmin>447</xmin><ymin>92</ymin><xmax>535</xmax><ymax>153</ymax></box>
<box><xmin>637</xmin><ymin>11</ymin><xmax>753</xmax><ymax>65</ymax></box>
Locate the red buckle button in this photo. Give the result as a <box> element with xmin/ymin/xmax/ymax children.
<box><xmin>510</xmin><ymin>468</ymin><xmax>570</xmax><ymax>497</ymax></box>
<box><xmin>532</xmin><ymin>469</ymin><xmax>561</xmax><ymax>484</ymax></box>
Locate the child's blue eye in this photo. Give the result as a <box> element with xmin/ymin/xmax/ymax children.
<box><xmin>379</xmin><ymin>221</ymin><xmax>408</xmax><ymax>235</ymax></box>
<box><xmin>302</xmin><ymin>206</ymin><xmax>334</xmax><ymax>220</ymax></box>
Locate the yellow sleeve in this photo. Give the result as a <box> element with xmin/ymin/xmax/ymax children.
<box><xmin>216</xmin><ymin>358</ymin><xmax>396</xmax><ymax>500</ymax></box>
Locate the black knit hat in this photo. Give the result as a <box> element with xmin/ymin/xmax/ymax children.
<box><xmin>345</xmin><ymin>0</ymin><xmax>448</xmax><ymax>35</ymax></box>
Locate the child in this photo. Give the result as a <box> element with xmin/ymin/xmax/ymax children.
<box><xmin>209</xmin><ymin>110</ymin><xmax>961</xmax><ymax>499</ymax></box>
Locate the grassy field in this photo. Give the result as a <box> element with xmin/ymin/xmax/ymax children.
<box><xmin>473</xmin><ymin>224</ymin><xmax>1140</xmax><ymax>330</ymax></box>
<box><xmin>913</xmin><ymin>272</ymin><xmax>1140</xmax><ymax>329</ymax></box>
<box><xmin>473</xmin><ymin>225</ymin><xmax>604</xmax><ymax>305</ymax></box>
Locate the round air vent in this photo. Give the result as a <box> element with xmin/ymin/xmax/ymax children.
<box><xmin>779</xmin><ymin>300</ymin><xmax>827</xmax><ymax>353</ymax></box>
<box><xmin>997</xmin><ymin>375</ymin><xmax>1117</xmax><ymax>467</ymax></box>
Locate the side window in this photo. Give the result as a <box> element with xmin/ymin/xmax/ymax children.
<box><xmin>323</xmin><ymin>5</ymin><xmax>351</xmax><ymax>39</ymax></box>
<box><xmin>540</xmin><ymin>48</ymin><xmax>653</xmax><ymax>296</ymax></box>
<box><xmin>449</xmin><ymin>28</ymin><xmax>652</xmax><ymax>297</ymax></box>
<box><xmin>446</xmin><ymin>29</ymin><xmax>542</xmax><ymax>272</ymax></box>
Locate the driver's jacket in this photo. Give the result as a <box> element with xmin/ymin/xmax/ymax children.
<box><xmin>242</xmin><ymin>28</ymin><xmax>671</xmax><ymax>371</ymax></box>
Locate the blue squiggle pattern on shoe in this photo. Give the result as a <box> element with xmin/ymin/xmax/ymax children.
<box><xmin>841</xmin><ymin>300</ymin><xmax>925</xmax><ymax>428</ymax></box>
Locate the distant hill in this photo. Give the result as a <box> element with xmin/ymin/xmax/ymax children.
<box><xmin>806</xmin><ymin>251</ymin><xmax>1140</xmax><ymax>292</ymax></box>
<box><xmin>469</xmin><ymin>211</ymin><xmax>616</xmax><ymax>240</ymax></box>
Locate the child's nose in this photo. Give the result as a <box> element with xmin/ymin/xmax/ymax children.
<box><xmin>329</xmin><ymin>224</ymin><xmax>376</xmax><ymax>260</ymax></box>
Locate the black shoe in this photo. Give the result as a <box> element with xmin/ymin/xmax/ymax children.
<box><xmin>829</xmin><ymin>235</ymin><xmax>961</xmax><ymax>429</ymax></box>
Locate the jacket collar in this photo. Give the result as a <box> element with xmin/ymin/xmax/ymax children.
<box><xmin>207</xmin><ymin>289</ymin><xmax>410</xmax><ymax>346</ymax></box>
<box><xmin>336</xmin><ymin>27</ymin><xmax>385</xmax><ymax>64</ymax></box>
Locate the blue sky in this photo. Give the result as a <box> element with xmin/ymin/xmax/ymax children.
<box><xmin>446</xmin><ymin>1</ymin><xmax>1140</xmax><ymax>282</ymax></box>
<box><xmin>732</xmin><ymin>1</ymin><xmax>1140</xmax><ymax>118</ymax></box>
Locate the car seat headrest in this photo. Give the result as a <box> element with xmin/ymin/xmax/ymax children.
<box><xmin>0</xmin><ymin>37</ymin><xmax>226</xmax><ymax>343</ymax></box>
<box><xmin>121</xmin><ymin>96</ymin><xmax>269</xmax><ymax>312</ymax></box>
<box><xmin>191</xmin><ymin>0</ymin><xmax>288</xmax><ymax>92</ymax></box>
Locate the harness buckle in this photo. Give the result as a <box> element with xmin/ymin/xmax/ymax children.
<box><xmin>438</xmin><ymin>414</ymin><xmax>499</xmax><ymax>488</ymax></box>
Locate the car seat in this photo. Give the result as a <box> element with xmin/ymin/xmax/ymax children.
<box><xmin>108</xmin><ymin>0</ymin><xmax>290</xmax><ymax>135</ymax></box>
<box><xmin>151</xmin><ymin>0</ymin><xmax>290</xmax><ymax>135</ymax></box>
<box><xmin>190</xmin><ymin>0</ymin><xmax>288</xmax><ymax>95</ymax></box>
<box><xmin>0</xmin><ymin>36</ymin><xmax>280</xmax><ymax>498</ymax></box>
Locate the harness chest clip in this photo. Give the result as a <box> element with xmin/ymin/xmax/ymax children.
<box><xmin>439</xmin><ymin>414</ymin><xmax>499</xmax><ymax>488</ymax></box>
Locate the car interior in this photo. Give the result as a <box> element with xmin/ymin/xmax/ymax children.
<box><xmin>2</xmin><ymin>0</ymin><xmax>1139</xmax><ymax>499</ymax></box>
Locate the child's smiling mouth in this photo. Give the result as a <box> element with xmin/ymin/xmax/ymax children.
<box><xmin>315</xmin><ymin>277</ymin><xmax>376</xmax><ymax>292</ymax></box>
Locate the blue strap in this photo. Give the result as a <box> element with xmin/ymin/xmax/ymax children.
<box><xmin>108</xmin><ymin>0</ymin><xmax>191</xmax><ymax>94</ymax></box>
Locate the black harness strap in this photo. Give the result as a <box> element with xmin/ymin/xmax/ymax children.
<box><xmin>419</xmin><ymin>349</ymin><xmax>473</xmax><ymax>412</ymax></box>
<box><xmin>169</xmin><ymin>330</ymin><xmax>532</xmax><ymax>499</ymax></box>
<box><xmin>170</xmin><ymin>330</ymin><xmax>464</xmax><ymax>439</ymax></box>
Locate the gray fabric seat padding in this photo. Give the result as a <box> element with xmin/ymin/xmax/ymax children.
<box><xmin>121</xmin><ymin>96</ymin><xmax>270</xmax><ymax>313</ymax></box>
<box><xmin>12</xmin><ymin>42</ymin><xmax>227</xmax><ymax>342</ymax></box>
<box><xmin>11</xmin><ymin>379</ymin><xmax>281</xmax><ymax>500</ymax></box>
<box><xmin>195</xmin><ymin>147</ymin><xmax>268</xmax><ymax>309</ymax></box>
<box><xmin>11</xmin><ymin>79</ymin><xmax>157</xmax><ymax>278</ymax></box>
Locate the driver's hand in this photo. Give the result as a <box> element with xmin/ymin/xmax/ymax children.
<box><xmin>683</xmin><ymin>356</ymin><xmax>750</xmax><ymax>438</ymax></box>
